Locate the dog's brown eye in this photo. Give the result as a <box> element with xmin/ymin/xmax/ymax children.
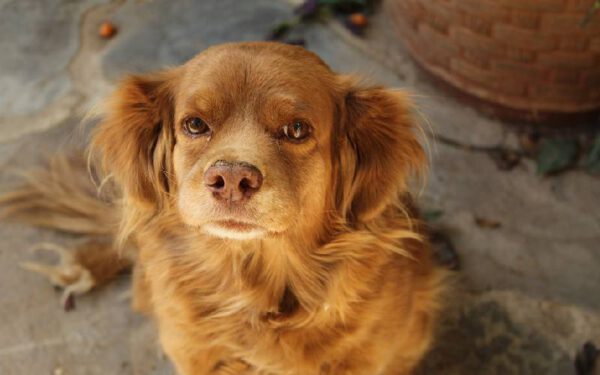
<box><xmin>282</xmin><ymin>120</ymin><xmax>311</xmax><ymax>142</ymax></box>
<box><xmin>183</xmin><ymin>117</ymin><xmax>210</xmax><ymax>136</ymax></box>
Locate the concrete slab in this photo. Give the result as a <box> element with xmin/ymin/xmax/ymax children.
<box><xmin>0</xmin><ymin>120</ymin><xmax>129</xmax><ymax>375</ymax></box>
<box><xmin>100</xmin><ymin>0</ymin><xmax>293</xmax><ymax>81</ymax></box>
<box><xmin>0</xmin><ymin>0</ymin><xmax>107</xmax><ymax>116</ymax></box>
<box><xmin>420</xmin><ymin>290</ymin><xmax>600</xmax><ymax>375</ymax></box>
<box><xmin>428</xmin><ymin>142</ymin><xmax>600</xmax><ymax>309</ymax></box>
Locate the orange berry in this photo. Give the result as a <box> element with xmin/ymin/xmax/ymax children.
<box><xmin>99</xmin><ymin>22</ymin><xmax>117</xmax><ymax>39</ymax></box>
<box><xmin>349</xmin><ymin>13</ymin><xmax>368</xmax><ymax>27</ymax></box>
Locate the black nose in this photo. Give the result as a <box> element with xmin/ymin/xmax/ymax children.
<box><xmin>203</xmin><ymin>161</ymin><xmax>263</xmax><ymax>203</ymax></box>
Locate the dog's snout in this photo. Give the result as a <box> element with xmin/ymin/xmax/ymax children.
<box><xmin>204</xmin><ymin>161</ymin><xmax>263</xmax><ymax>202</ymax></box>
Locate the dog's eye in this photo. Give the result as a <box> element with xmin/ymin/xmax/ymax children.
<box><xmin>182</xmin><ymin>117</ymin><xmax>210</xmax><ymax>136</ymax></box>
<box><xmin>282</xmin><ymin>120</ymin><xmax>311</xmax><ymax>142</ymax></box>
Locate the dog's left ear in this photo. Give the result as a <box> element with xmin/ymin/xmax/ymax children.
<box><xmin>335</xmin><ymin>77</ymin><xmax>426</xmax><ymax>223</ymax></box>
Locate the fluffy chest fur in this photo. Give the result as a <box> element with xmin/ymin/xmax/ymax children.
<box><xmin>135</xmin><ymin>211</ymin><xmax>432</xmax><ymax>375</ymax></box>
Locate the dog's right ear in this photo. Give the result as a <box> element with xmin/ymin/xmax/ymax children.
<box><xmin>90</xmin><ymin>69</ymin><xmax>180</xmax><ymax>210</ymax></box>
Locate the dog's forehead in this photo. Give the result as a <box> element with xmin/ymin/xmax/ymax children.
<box><xmin>180</xmin><ymin>43</ymin><xmax>336</xmax><ymax>99</ymax></box>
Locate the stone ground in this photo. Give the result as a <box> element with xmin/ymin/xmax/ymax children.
<box><xmin>0</xmin><ymin>0</ymin><xmax>599</xmax><ymax>374</ymax></box>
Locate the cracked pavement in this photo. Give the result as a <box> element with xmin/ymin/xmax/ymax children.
<box><xmin>0</xmin><ymin>0</ymin><xmax>599</xmax><ymax>374</ymax></box>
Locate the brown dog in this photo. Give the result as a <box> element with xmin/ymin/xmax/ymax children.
<box><xmin>2</xmin><ymin>42</ymin><xmax>446</xmax><ymax>374</ymax></box>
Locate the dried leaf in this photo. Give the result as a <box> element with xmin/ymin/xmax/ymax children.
<box><xmin>585</xmin><ymin>135</ymin><xmax>600</xmax><ymax>175</ymax></box>
<box><xmin>536</xmin><ymin>139</ymin><xmax>578</xmax><ymax>175</ymax></box>
<box><xmin>490</xmin><ymin>149</ymin><xmax>521</xmax><ymax>171</ymax></box>
<box><xmin>475</xmin><ymin>217</ymin><xmax>501</xmax><ymax>229</ymax></box>
<box><xmin>519</xmin><ymin>132</ymin><xmax>541</xmax><ymax>156</ymax></box>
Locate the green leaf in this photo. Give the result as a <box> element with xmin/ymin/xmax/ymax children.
<box><xmin>536</xmin><ymin>139</ymin><xmax>578</xmax><ymax>175</ymax></box>
<box><xmin>318</xmin><ymin>0</ymin><xmax>368</xmax><ymax>12</ymax></box>
<box><xmin>423</xmin><ymin>209</ymin><xmax>444</xmax><ymax>222</ymax></box>
<box><xmin>319</xmin><ymin>0</ymin><xmax>367</xmax><ymax>5</ymax></box>
<box><xmin>581</xmin><ymin>0</ymin><xmax>600</xmax><ymax>26</ymax></box>
<box><xmin>586</xmin><ymin>135</ymin><xmax>600</xmax><ymax>175</ymax></box>
<box><xmin>269</xmin><ymin>22</ymin><xmax>291</xmax><ymax>40</ymax></box>
<box><xmin>317</xmin><ymin>5</ymin><xmax>333</xmax><ymax>21</ymax></box>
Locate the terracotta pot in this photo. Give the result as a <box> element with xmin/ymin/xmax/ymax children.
<box><xmin>385</xmin><ymin>0</ymin><xmax>600</xmax><ymax>125</ymax></box>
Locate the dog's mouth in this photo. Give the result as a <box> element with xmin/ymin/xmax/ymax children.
<box><xmin>214</xmin><ymin>220</ymin><xmax>261</xmax><ymax>231</ymax></box>
<box><xmin>202</xmin><ymin>219</ymin><xmax>268</xmax><ymax>240</ymax></box>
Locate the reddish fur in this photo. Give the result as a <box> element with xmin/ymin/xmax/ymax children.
<box><xmin>3</xmin><ymin>42</ymin><xmax>447</xmax><ymax>375</ymax></box>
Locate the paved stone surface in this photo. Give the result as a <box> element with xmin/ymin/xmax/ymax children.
<box><xmin>0</xmin><ymin>120</ymin><xmax>128</xmax><ymax>375</ymax></box>
<box><xmin>420</xmin><ymin>290</ymin><xmax>600</xmax><ymax>375</ymax></box>
<box><xmin>101</xmin><ymin>0</ymin><xmax>293</xmax><ymax>80</ymax></box>
<box><xmin>0</xmin><ymin>0</ymin><xmax>599</xmax><ymax>374</ymax></box>
<box><xmin>0</xmin><ymin>0</ymin><xmax>108</xmax><ymax>142</ymax></box>
<box><xmin>0</xmin><ymin>0</ymin><xmax>101</xmax><ymax>116</ymax></box>
<box><xmin>425</xmin><ymin>141</ymin><xmax>600</xmax><ymax>308</ymax></box>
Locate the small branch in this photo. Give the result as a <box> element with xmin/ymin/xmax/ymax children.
<box><xmin>581</xmin><ymin>0</ymin><xmax>600</xmax><ymax>27</ymax></box>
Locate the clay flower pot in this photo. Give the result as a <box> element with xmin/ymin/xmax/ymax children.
<box><xmin>386</xmin><ymin>0</ymin><xmax>600</xmax><ymax>125</ymax></box>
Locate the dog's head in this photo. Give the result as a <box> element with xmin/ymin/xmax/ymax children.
<box><xmin>92</xmin><ymin>42</ymin><xmax>425</xmax><ymax>241</ymax></box>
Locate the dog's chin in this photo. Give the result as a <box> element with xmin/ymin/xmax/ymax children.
<box><xmin>201</xmin><ymin>221</ymin><xmax>269</xmax><ymax>240</ymax></box>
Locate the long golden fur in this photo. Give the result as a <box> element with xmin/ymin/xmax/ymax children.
<box><xmin>1</xmin><ymin>42</ymin><xmax>446</xmax><ymax>374</ymax></box>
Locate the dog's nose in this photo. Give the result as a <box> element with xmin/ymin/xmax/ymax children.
<box><xmin>204</xmin><ymin>161</ymin><xmax>263</xmax><ymax>202</ymax></box>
